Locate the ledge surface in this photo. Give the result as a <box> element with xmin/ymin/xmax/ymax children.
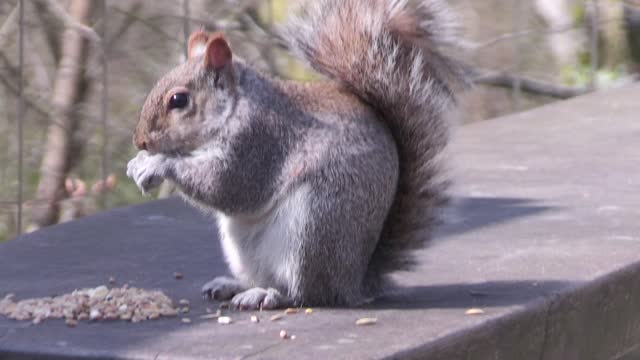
<box><xmin>1</xmin><ymin>84</ymin><xmax>640</xmax><ymax>360</ymax></box>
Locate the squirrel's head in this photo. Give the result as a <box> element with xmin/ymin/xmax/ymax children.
<box><xmin>133</xmin><ymin>30</ymin><xmax>236</xmax><ymax>154</ymax></box>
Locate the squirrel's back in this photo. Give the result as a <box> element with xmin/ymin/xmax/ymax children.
<box><xmin>282</xmin><ymin>0</ymin><xmax>468</xmax><ymax>289</ymax></box>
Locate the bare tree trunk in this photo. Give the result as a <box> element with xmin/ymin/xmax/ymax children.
<box><xmin>625</xmin><ymin>0</ymin><xmax>640</xmax><ymax>73</ymax></box>
<box><xmin>31</xmin><ymin>0</ymin><xmax>93</xmax><ymax>228</ymax></box>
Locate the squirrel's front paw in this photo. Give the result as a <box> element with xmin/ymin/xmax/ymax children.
<box><xmin>126</xmin><ymin>150</ymin><xmax>166</xmax><ymax>194</ymax></box>
<box><xmin>202</xmin><ymin>276</ymin><xmax>246</xmax><ymax>301</ymax></box>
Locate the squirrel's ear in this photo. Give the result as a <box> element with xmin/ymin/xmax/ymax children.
<box><xmin>187</xmin><ymin>30</ymin><xmax>209</xmax><ymax>59</ymax></box>
<box><xmin>204</xmin><ymin>33</ymin><xmax>232</xmax><ymax>71</ymax></box>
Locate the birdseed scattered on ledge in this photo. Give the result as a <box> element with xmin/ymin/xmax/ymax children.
<box><xmin>0</xmin><ymin>285</ymin><xmax>178</xmax><ymax>325</ymax></box>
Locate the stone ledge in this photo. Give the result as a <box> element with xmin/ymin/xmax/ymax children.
<box><xmin>1</xmin><ymin>83</ymin><xmax>640</xmax><ymax>359</ymax></box>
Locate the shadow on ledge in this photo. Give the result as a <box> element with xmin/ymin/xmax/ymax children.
<box><xmin>369</xmin><ymin>279</ymin><xmax>574</xmax><ymax>310</ymax></box>
<box><xmin>437</xmin><ymin>196</ymin><xmax>556</xmax><ymax>240</ymax></box>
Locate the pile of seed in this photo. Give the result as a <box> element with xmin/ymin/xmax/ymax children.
<box><xmin>0</xmin><ymin>285</ymin><xmax>178</xmax><ymax>325</ymax></box>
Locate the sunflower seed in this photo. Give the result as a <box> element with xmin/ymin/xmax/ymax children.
<box><xmin>355</xmin><ymin>317</ymin><xmax>377</xmax><ymax>326</ymax></box>
<box><xmin>465</xmin><ymin>308</ymin><xmax>485</xmax><ymax>315</ymax></box>
<box><xmin>270</xmin><ymin>313</ymin><xmax>285</xmax><ymax>321</ymax></box>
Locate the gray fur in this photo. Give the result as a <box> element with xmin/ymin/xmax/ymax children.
<box><xmin>282</xmin><ymin>0</ymin><xmax>468</xmax><ymax>287</ymax></box>
<box><xmin>127</xmin><ymin>0</ymin><xmax>464</xmax><ymax>308</ymax></box>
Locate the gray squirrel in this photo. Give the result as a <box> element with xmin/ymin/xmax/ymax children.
<box><xmin>126</xmin><ymin>0</ymin><xmax>468</xmax><ymax>309</ymax></box>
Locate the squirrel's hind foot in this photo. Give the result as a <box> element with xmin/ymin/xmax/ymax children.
<box><xmin>231</xmin><ymin>287</ymin><xmax>293</xmax><ymax>310</ymax></box>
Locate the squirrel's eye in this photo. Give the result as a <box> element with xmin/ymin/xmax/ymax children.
<box><xmin>168</xmin><ymin>92</ymin><xmax>189</xmax><ymax>110</ymax></box>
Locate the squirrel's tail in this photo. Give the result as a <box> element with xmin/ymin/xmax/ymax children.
<box><xmin>283</xmin><ymin>0</ymin><xmax>468</xmax><ymax>287</ymax></box>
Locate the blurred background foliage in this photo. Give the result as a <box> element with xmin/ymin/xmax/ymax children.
<box><xmin>0</xmin><ymin>0</ymin><xmax>638</xmax><ymax>240</ymax></box>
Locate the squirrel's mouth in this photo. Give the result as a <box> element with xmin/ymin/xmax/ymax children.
<box><xmin>145</xmin><ymin>136</ymin><xmax>204</xmax><ymax>158</ymax></box>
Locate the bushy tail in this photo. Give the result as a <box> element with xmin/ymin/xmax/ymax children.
<box><xmin>282</xmin><ymin>0</ymin><xmax>468</xmax><ymax>282</ymax></box>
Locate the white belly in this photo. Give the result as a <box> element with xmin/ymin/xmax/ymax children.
<box><xmin>216</xmin><ymin>185</ymin><xmax>310</xmax><ymax>290</ymax></box>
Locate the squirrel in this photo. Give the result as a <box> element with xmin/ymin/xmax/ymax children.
<box><xmin>126</xmin><ymin>0</ymin><xmax>468</xmax><ymax>309</ymax></box>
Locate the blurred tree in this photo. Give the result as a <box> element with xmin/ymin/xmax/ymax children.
<box><xmin>31</xmin><ymin>0</ymin><xmax>95</xmax><ymax>228</ymax></box>
<box><xmin>625</xmin><ymin>0</ymin><xmax>640</xmax><ymax>72</ymax></box>
<box><xmin>0</xmin><ymin>0</ymin><xmax>637</xmax><ymax>240</ymax></box>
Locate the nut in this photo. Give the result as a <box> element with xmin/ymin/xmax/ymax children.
<box><xmin>465</xmin><ymin>308</ymin><xmax>485</xmax><ymax>315</ymax></box>
<box><xmin>270</xmin><ymin>313</ymin><xmax>285</xmax><ymax>321</ymax></box>
<box><xmin>355</xmin><ymin>317</ymin><xmax>377</xmax><ymax>326</ymax></box>
<box><xmin>90</xmin><ymin>309</ymin><xmax>102</xmax><ymax>321</ymax></box>
<box><xmin>88</xmin><ymin>286</ymin><xmax>109</xmax><ymax>300</ymax></box>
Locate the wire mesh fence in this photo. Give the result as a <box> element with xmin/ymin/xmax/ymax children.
<box><xmin>0</xmin><ymin>0</ymin><xmax>638</xmax><ymax>240</ymax></box>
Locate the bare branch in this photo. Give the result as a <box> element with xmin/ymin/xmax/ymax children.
<box><xmin>33</xmin><ymin>0</ymin><xmax>61</xmax><ymax>62</ymax></box>
<box><xmin>0</xmin><ymin>52</ymin><xmax>50</xmax><ymax>117</ymax></box>
<box><xmin>109</xmin><ymin>5</ymin><xmax>183</xmax><ymax>45</ymax></box>
<box><xmin>0</xmin><ymin>73</ymin><xmax>48</xmax><ymax>117</ymax></box>
<box><xmin>236</xmin><ymin>12</ymin><xmax>289</xmax><ymax>50</ymax></box>
<box><xmin>0</xmin><ymin>3</ymin><xmax>18</xmax><ymax>50</ymax></box>
<box><xmin>473</xmin><ymin>69</ymin><xmax>590</xmax><ymax>99</ymax></box>
<box><xmin>466</xmin><ymin>16</ymin><xmax>623</xmax><ymax>51</ymax></box>
<box><xmin>32</xmin><ymin>0</ymin><xmax>101</xmax><ymax>44</ymax></box>
<box><xmin>106</xmin><ymin>2</ymin><xmax>143</xmax><ymax>50</ymax></box>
